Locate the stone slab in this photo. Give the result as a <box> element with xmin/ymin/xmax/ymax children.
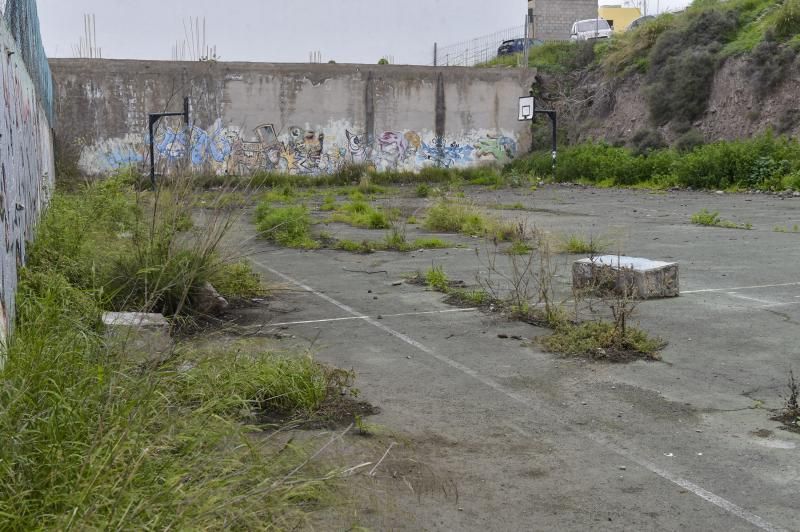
<box><xmin>572</xmin><ymin>255</ymin><xmax>679</xmax><ymax>299</ymax></box>
<box><xmin>102</xmin><ymin>312</ymin><xmax>172</xmax><ymax>362</ymax></box>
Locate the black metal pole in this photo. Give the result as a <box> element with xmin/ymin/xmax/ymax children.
<box><xmin>529</xmin><ymin>87</ymin><xmax>536</xmax><ymax>154</ymax></box>
<box><xmin>550</xmin><ymin>111</ymin><xmax>558</xmax><ymax>181</ymax></box>
<box><xmin>147</xmin><ymin>97</ymin><xmax>191</xmax><ymax>190</ymax></box>
<box><xmin>149</xmin><ymin>116</ymin><xmax>157</xmax><ymax>188</ymax></box>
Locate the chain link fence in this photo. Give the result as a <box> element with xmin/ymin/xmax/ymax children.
<box><xmin>1</xmin><ymin>0</ymin><xmax>54</xmax><ymax>124</ymax></box>
<box><xmin>433</xmin><ymin>25</ymin><xmax>526</xmax><ymax>67</ymax></box>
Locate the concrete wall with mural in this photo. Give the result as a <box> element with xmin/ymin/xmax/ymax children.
<box><xmin>0</xmin><ymin>18</ymin><xmax>55</xmax><ymax>342</ymax></box>
<box><xmin>49</xmin><ymin>60</ymin><xmax>536</xmax><ymax>177</ymax></box>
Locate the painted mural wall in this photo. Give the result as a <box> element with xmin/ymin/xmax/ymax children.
<box><xmin>79</xmin><ymin>121</ymin><xmax>519</xmax><ymax>176</ymax></box>
<box><xmin>0</xmin><ymin>18</ymin><xmax>55</xmax><ymax>344</ymax></box>
<box><xmin>49</xmin><ymin>60</ymin><xmax>536</xmax><ymax>178</ymax></box>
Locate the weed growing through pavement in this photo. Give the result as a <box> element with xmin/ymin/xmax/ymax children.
<box><xmin>425</xmin><ymin>265</ymin><xmax>450</xmax><ymax>292</ymax></box>
<box><xmin>773</xmin><ymin>224</ymin><xmax>800</xmax><ymax>233</ymax></box>
<box><xmin>255</xmin><ymin>203</ymin><xmax>319</xmax><ymax>248</ymax></box>
<box><xmin>691</xmin><ymin>209</ymin><xmax>752</xmax><ymax>230</ymax></box>
<box><xmin>560</xmin><ymin>233</ymin><xmax>608</xmax><ymax>254</ymax></box>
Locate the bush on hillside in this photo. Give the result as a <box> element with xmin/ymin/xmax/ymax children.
<box><xmin>645</xmin><ymin>8</ymin><xmax>738</xmax><ymax>125</ymax></box>
<box><xmin>516</xmin><ymin>133</ymin><xmax>800</xmax><ymax>190</ymax></box>
<box><xmin>630</xmin><ymin>128</ymin><xmax>667</xmax><ymax>155</ymax></box>
<box><xmin>747</xmin><ymin>36</ymin><xmax>797</xmax><ymax>93</ymax></box>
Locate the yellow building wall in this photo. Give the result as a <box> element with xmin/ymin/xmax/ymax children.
<box><xmin>598</xmin><ymin>7</ymin><xmax>643</xmax><ymax>32</ymax></box>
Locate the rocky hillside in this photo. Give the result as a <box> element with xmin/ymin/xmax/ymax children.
<box><xmin>524</xmin><ymin>0</ymin><xmax>800</xmax><ymax>150</ymax></box>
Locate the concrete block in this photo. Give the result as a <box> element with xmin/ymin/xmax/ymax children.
<box><xmin>572</xmin><ymin>255</ymin><xmax>679</xmax><ymax>299</ymax></box>
<box><xmin>102</xmin><ymin>312</ymin><xmax>172</xmax><ymax>362</ymax></box>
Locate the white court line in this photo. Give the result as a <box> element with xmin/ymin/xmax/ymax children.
<box><xmin>266</xmin><ymin>308</ymin><xmax>477</xmax><ymax>327</ymax></box>
<box><xmin>261</xmin><ymin>263</ymin><xmax>787</xmax><ymax>532</ymax></box>
<box><xmin>725</xmin><ymin>292</ymin><xmax>778</xmax><ymax>305</ymax></box>
<box><xmin>683</xmin><ymin>282</ymin><xmax>800</xmax><ymax>294</ymax></box>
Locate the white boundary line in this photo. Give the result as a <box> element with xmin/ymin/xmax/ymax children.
<box><xmin>266</xmin><ymin>308</ymin><xmax>477</xmax><ymax>327</ymax></box>
<box><xmin>261</xmin><ymin>264</ymin><xmax>787</xmax><ymax>532</ymax></box>
<box><xmin>683</xmin><ymin>282</ymin><xmax>800</xmax><ymax>294</ymax></box>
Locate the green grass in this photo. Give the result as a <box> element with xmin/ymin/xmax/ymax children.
<box><xmin>691</xmin><ymin>209</ymin><xmax>752</xmax><ymax>229</ymax></box>
<box><xmin>0</xmin><ymin>189</ymin><xmax>351</xmax><ymax>529</ymax></box>
<box><xmin>507</xmin><ymin>240</ymin><xmax>533</xmax><ymax>255</ymax></box>
<box><xmin>255</xmin><ymin>204</ymin><xmax>319</xmax><ymax>248</ymax></box>
<box><xmin>773</xmin><ymin>224</ymin><xmax>800</xmax><ymax>233</ymax></box>
<box><xmin>425</xmin><ymin>265</ymin><xmax>449</xmax><ymax>292</ymax></box>
<box><xmin>332</xmin><ymin>235</ymin><xmax>450</xmax><ymax>254</ymax></box>
<box><xmin>335</xmin><ymin>239</ymin><xmax>378</xmax><ymax>253</ymax></box>
<box><xmin>447</xmin><ymin>288</ymin><xmax>491</xmax><ymax>306</ymax></box>
<box><xmin>209</xmin><ymin>260</ymin><xmax>265</xmax><ymax>299</ymax></box>
<box><xmin>423</xmin><ymin>199</ymin><xmax>489</xmax><ymax>235</ymax></box>
<box><xmin>540</xmin><ymin>321</ymin><xmax>665</xmax><ymax>360</ymax></box>
<box><xmin>560</xmin><ymin>234</ymin><xmax>608</xmax><ymax>254</ymax></box>
<box><xmin>412</xmin><ymin>237</ymin><xmax>449</xmax><ymax>249</ymax></box>
<box><xmin>29</xmin><ymin>176</ymin><xmax>258</xmax><ymax>316</ymax></box>
<box><xmin>329</xmin><ymin>200</ymin><xmax>391</xmax><ymax>229</ymax></box>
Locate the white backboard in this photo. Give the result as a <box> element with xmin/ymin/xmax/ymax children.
<box><xmin>518</xmin><ymin>96</ymin><xmax>534</xmax><ymax>121</ymax></box>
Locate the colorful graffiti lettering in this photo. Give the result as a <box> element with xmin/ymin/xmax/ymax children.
<box><xmin>80</xmin><ymin>122</ymin><xmax>518</xmax><ymax>177</ymax></box>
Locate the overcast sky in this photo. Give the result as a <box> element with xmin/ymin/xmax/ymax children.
<box><xmin>36</xmin><ymin>0</ymin><xmax>693</xmax><ymax>65</ymax></box>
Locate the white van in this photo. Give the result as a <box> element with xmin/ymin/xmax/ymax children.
<box><xmin>570</xmin><ymin>19</ymin><xmax>613</xmax><ymax>41</ymax></box>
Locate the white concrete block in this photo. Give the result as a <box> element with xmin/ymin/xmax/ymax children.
<box><xmin>572</xmin><ymin>255</ymin><xmax>679</xmax><ymax>299</ymax></box>
<box><xmin>103</xmin><ymin>312</ymin><xmax>172</xmax><ymax>362</ymax></box>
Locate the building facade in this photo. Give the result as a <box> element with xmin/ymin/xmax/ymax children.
<box><xmin>598</xmin><ymin>6</ymin><xmax>643</xmax><ymax>31</ymax></box>
<box><xmin>528</xmin><ymin>0</ymin><xmax>599</xmax><ymax>41</ymax></box>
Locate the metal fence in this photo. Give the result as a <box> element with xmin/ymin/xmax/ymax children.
<box><xmin>433</xmin><ymin>24</ymin><xmax>526</xmax><ymax>67</ymax></box>
<box><xmin>1</xmin><ymin>0</ymin><xmax>54</xmax><ymax>124</ymax></box>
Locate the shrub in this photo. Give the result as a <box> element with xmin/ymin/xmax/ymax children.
<box><xmin>774</xmin><ymin>0</ymin><xmax>800</xmax><ymax>41</ymax></box>
<box><xmin>747</xmin><ymin>37</ymin><xmax>797</xmax><ymax>93</ymax></box>
<box><xmin>209</xmin><ymin>260</ymin><xmax>264</xmax><ymax>299</ymax></box>
<box><xmin>330</xmin><ymin>200</ymin><xmax>391</xmax><ymax>229</ymax></box>
<box><xmin>425</xmin><ymin>265</ymin><xmax>449</xmax><ymax>292</ymax></box>
<box><xmin>674</xmin><ymin>129</ymin><xmax>705</xmax><ymax>152</ymax></box>
<box><xmin>424</xmin><ymin>199</ymin><xmax>489</xmax><ymax>235</ymax></box>
<box><xmin>1</xmin><ymin>219</ymin><xmax>341</xmax><ymax>529</ymax></box>
<box><xmin>255</xmin><ymin>204</ymin><xmax>318</xmax><ymax>248</ymax></box>
<box><xmin>515</xmin><ymin>133</ymin><xmax>800</xmax><ymax>190</ymax></box>
<box><xmin>630</xmin><ymin>128</ymin><xmax>667</xmax><ymax>155</ymax></box>
<box><xmin>646</xmin><ymin>8</ymin><xmax>738</xmax><ymax>125</ymax></box>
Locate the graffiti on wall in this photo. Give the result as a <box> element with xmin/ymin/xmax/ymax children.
<box><xmin>0</xmin><ymin>20</ymin><xmax>55</xmax><ymax>344</ymax></box>
<box><xmin>78</xmin><ymin>120</ymin><xmax>518</xmax><ymax>177</ymax></box>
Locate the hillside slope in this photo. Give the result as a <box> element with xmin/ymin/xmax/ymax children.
<box><xmin>508</xmin><ymin>0</ymin><xmax>800</xmax><ymax>149</ymax></box>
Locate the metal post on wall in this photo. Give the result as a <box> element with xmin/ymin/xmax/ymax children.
<box><xmin>433</xmin><ymin>42</ymin><xmax>438</xmax><ymax>66</ymax></box>
<box><xmin>148</xmin><ymin>97</ymin><xmax>190</xmax><ymax>189</ymax></box>
<box><xmin>519</xmin><ymin>89</ymin><xmax>558</xmax><ymax>181</ymax></box>
<box><xmin>522</xmin><ymin>14</ymin><xmax>530</xmax><ymax>68</ymax></box>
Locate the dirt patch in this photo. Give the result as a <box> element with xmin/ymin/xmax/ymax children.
<box><xmin>752</xmin><ymin>428</ymin><xmax>774</xmax><ymax>438</ymax></box>
<box><xmin>770</xmin><ymin>411</ymin><xmax>800</xmax><ymax>434</ymax></box>
<box><xmin>259</xmin><ymin>393</ymin><xmax>380</xmax><ymax>431</ymax></box>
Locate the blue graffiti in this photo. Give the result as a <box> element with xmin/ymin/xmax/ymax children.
<box><xmin>105</xmin><ymin>147</ymin><xmax>143</xmax><ymax>169</ymax></box>
<box><xmin>418</xmin><ymin>140</ymin><xmax>474</xmax><ymax>168</ymax></box>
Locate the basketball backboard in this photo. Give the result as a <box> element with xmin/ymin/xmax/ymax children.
<box><xmin>518</xmin><ymin>96</ymin><xmax>535</xmax><ymax>121</ymax></box>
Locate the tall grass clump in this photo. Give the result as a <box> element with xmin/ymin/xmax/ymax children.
<box><xmin>255</xmin><ymin>203</ymin><xmax>318</xmax><ymax>248</ymax></box>
<box><xmin>0</xmin><ymin>272</ymin><xmax>342</xmax><ymax>529</ymax></box>
<box><xmin>0</xmin><ymin>177</ymin><xmax>353</xmax><ymax>528</ymax></box>
<box><xmin>27</xmin><ymin>175</ymin><xmax>252</xmax><ymax>316</ymax></box>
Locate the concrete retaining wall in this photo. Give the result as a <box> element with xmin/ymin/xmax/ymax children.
<box><xmin>0</xmin><ymin>18</ymin><xmax>55</xmax><ymax>343</ymax></box>
<box><xmin>49</xmin><ymin>60</ymin><xmax>536</xmax><ymax>177</ymax></box>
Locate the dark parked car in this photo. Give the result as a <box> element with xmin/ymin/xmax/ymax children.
<box><xmin>497</xmin><ymin>38</ymin><xmax>543</xmax><ymax>56</ymax></box>
<box><xmin>628</xmin><ymin>15</ymin><xmax>655</xmax><ymax>30</ymax></box>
